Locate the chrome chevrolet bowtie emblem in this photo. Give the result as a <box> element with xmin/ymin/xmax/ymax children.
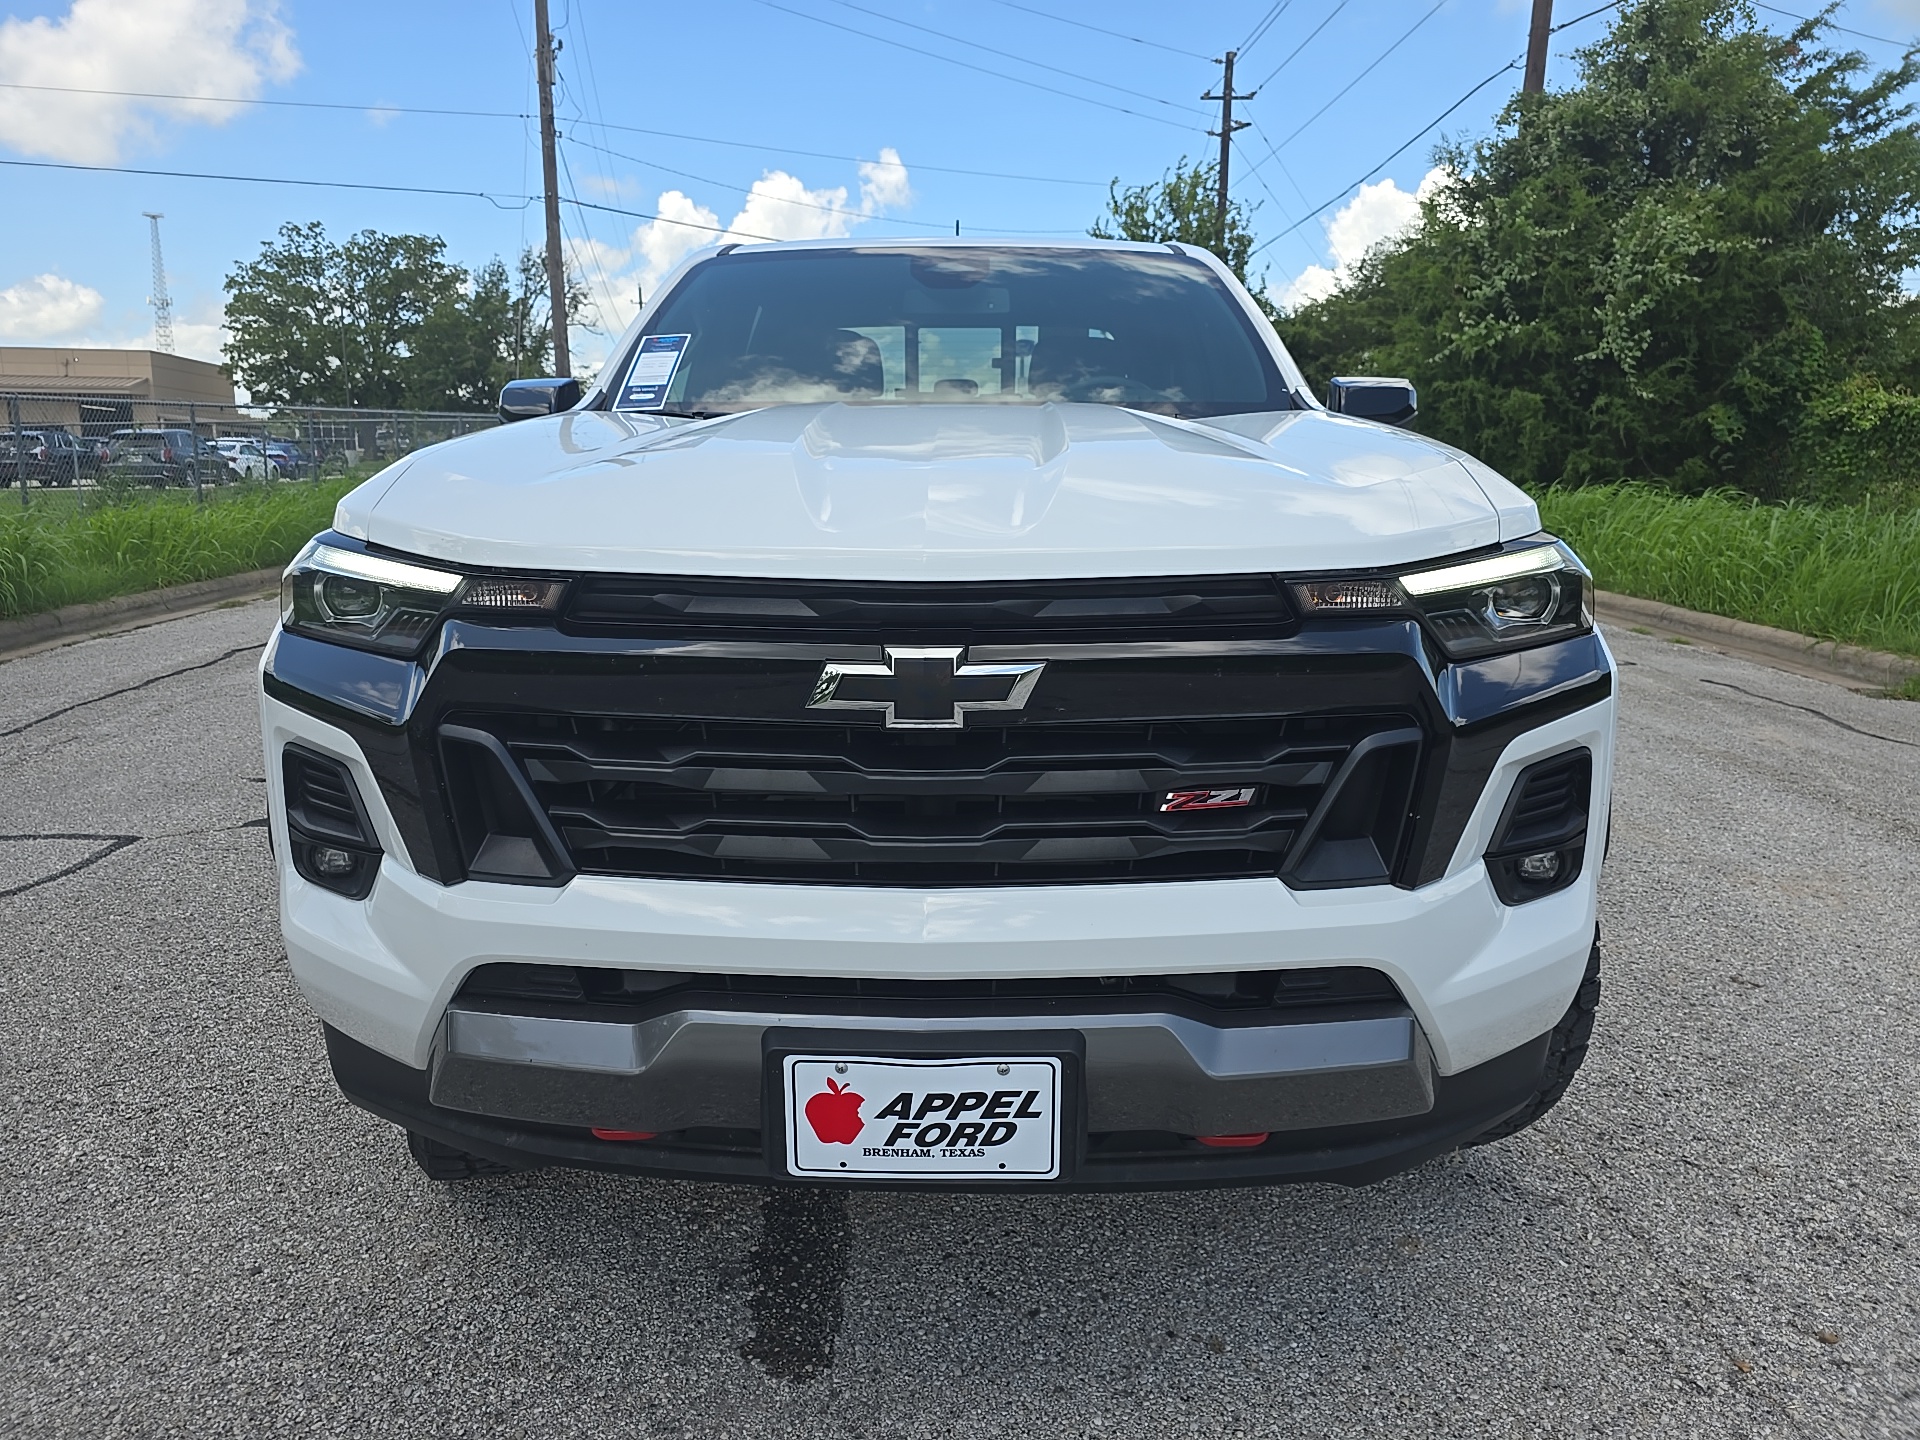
<box><xmin>808</xmin><ymin>646</ymin><xmax>1046</xmax><ymax>729</ymax></box>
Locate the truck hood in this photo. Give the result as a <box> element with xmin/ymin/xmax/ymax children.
<box><xmin>344</xmin><ymin>402</ymin><xmax>1539</xmax><ymax>580</ymax></box>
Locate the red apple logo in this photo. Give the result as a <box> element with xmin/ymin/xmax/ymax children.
<box><xmin>804</xmin><ymin>1077</ymin><xmax>865</xmax><ymax>1144</ymax></box>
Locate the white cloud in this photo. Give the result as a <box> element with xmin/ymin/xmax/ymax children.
<box><xmin>1274</xmin><ymin>166</ymin><xmax>1450</xmax><ymax>312</ymax></box>
<box><xmin>0</xmin><ymin>274</ymin><xmax>106</xmax><ymax>340</ymax></box>
<box><xmin>0</xmin><ymin>0</ymin><xmax>300</xmax><ymax>164</ymax></box>
<box><xmin>570</xmin><ymin>148</ymin><xmax>916</xmax><ymax>347</ymax></box>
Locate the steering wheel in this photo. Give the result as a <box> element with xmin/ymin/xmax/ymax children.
<box><xmin>1057</xmin><ymin>372</ymin><xmax>1173</xmax><ymax>405</ymax></box>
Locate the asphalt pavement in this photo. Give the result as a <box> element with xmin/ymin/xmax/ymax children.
<box><xmin>2</xmin><ymin>602</ymin><xmax>1916</xmax><ymax>1439</ymax></box>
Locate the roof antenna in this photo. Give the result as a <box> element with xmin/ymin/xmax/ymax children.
<box><xmin>955</xmin><ymin>220</ymin><xmax>961</xmax><ymax>237</ymax></box>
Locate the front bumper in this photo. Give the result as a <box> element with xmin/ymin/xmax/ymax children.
<box><xmin>326</xmin><ymin>1021</ymin><xmax>1553</xmax><ymax>1191</ymax></box>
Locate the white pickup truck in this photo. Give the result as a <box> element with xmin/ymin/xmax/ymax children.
<box><xmin>261</xmin><ymin>237</ymin><xmax>1611</xmax><ymax>1189</ymax></box>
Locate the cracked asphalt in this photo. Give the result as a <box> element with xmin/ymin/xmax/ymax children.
<box><xmin>2</xmin><ymin>601</ymin><xmax>1917</xmax><ymax>1439</ymax></box>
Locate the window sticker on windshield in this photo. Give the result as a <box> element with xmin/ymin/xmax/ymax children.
<box><xmin>618</xmin><ymin>334</ymin><xmax>691</xmax><ymax>410</ymax></box>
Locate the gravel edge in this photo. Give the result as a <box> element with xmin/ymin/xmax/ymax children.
<box><xmin>0</xmin><ymin>567</ymin><xmax>282</xmax><ymax>662</ymax></box>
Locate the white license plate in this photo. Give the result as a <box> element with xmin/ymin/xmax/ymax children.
<box><xmin>782</xmin><ymin>1054</ymin><xmax>1062</xmax><ymax>1180</ymax></box>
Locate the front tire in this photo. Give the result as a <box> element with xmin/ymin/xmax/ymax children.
<box><xmin>405</xmin><ymin>1130</ymin><xmax>518</xmax><ymax>1181</ymax></box>
<box><xmin>1468</xmin><ymin>930</ymin><xmax>1601</xmax><ymax>1146</ymax></box>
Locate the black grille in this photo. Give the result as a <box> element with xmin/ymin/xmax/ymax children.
<box><xmin>458</xmin><ymin>961</ymin><xmax>1404</xmax><ymax>1014</ymax></box>
<box><xmin>566</xmin><ymin>573</ymin><xmax>1296</xmax><ymax>641</ymax></box>
<box><xmin>445</xmin><ymin>710</ymin><xmax>1420</xmax><ymax>885</ymax></box>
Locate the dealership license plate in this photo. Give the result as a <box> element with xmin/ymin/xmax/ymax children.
<box><xmin>782</xmin><ymin>1055</ymin><xmax>1062</xmax><ymax>1180</ymax></box>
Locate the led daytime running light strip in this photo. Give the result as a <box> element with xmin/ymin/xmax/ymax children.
<box><xmin>308</xmin><ymin>544</ymin><xmax>463</xmax><ymax>595</ymax></box>
<box><xmin>1398</xmin><ymin>545</ymin><xmax>1564</xmax><ymax>597</ymax></box>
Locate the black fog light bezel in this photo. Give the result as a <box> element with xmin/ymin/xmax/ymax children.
<box><xmin>1483</xmin><ymin>749</ymin><xmax>1592</xmax><ymax>906</ymax></box>
<box><xmin>282</xmin><ymin>743</ymin><xmax>385</xmax><ymax>900</ymax></box>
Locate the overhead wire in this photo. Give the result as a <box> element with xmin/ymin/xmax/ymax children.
<box><xmin>1251</xmin><ymin>0</ymin><xmax>1351</xmax><ymax>89</ymax></box>
<box><xmin>746</xmin><ymin>0</ymin><xmax>1202</xmax><ymax>131</ymax></box>
<box><xmin>1260</xmin><ymin>0</ymin><xmax>1448</xmax><ymax>157</ymax></box>
<box><xmin>978</xmin><ymin>0</ymin><xmax>1211</xmax><ymax>61</ymax></box>
<box><xmin>0</xmin><ymin>80</ymin><xmax>1107</xmax><ymax>187</ymax></box>
<box><xmin>0</xmin><ymin>154</ymin><xmax>802</xmax><ymax>241</ymax></box>
<box><xmin>816</xmin><ymin>0</ymin><xmax>1212</xmax><ymax>114</ymax></box>
<box><xmin>563</xmin><ymin>132</ymin><xmax>950</xmax><ymax>233</ymax></box>
<box><xmin>1750</xmin><ymin>1</ymin><xmax>1914</xmax><ymax>47</ymax></box>
<box><xmin>1246</xmin><ymin>0</ymin><xmax>1632</xmax><ymax>264</ymax></box>
<box><xmin>1238</xmin><ymin>1</ymin><xmax>1294</xmax><ymax>59</ymax></box>
<box><xmin>1247</xmin><ymin>56</ymin><xmax>1520</xmax><ymax>258</ymax></box>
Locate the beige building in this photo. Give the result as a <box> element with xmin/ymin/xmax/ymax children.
<box><xmin>0</xmin><ymin>347</ymin><xmax>235</xmax><ymax>434</ymax></box>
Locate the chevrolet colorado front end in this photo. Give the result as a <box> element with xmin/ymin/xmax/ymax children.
<box><xmin>261</xmin><ymin>238</ymin><xmax>1612</xmax><ymax>1189</ymax></box>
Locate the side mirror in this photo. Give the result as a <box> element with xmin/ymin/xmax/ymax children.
<box><xmin>1326</xmin><ymin>376</ymin><xmax>1417</xmax><ymax>427</ymax></box>
<box><xmin>498</xmin><ymin>377</ymin><xmax>582</xmax><ymax>423</ymax></box>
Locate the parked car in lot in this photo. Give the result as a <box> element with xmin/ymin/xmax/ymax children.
<box><xmin>0</xmin><ymin>428</ymin><xmax>93</xmax><ymax>486</ymax></box>
<box><xmin>106</xmin><ymin>429</ymin><xmax>235</xmax><ymax>487</ymax></box>
<box><xmin>265</xmin><ymin>237</ymin><xmax>1614</xmax><ymax>1191</ymax></box>
<box><xmin>211</xmin><ymin>437</ymin><xmax>280</xmax><ymax>480</ymax></box>
<box><xmin>263</xmin><ymin>437</ymin><xmax>309</xmax><ymax>474</ymax></box>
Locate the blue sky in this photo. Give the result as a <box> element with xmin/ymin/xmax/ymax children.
<box><xmin>2</xmin><ymin>0</ymin><xmax>1917</xmax><ymax>382</ymax></box>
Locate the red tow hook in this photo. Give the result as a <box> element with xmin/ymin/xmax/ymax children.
<box><xmin>1195</xmin><ymin>1133</ymin><xmax>1270</xmax><ymax>1148</ymax></box>
<box><xmin>590</xmin><ymin>1128</ymin><xmax>659</xmax><ymax>1142</ymax></box>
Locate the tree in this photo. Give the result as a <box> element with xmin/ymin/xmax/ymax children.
<box><xmin>225</xmin><ymin>229</ymin><xmax>592</xmax><ymax>411</ymax></box>
<box><xmin>1280</xmin><ymin>0</ymin><xmax>1920</xmax><ymax>498</ymax></box>
<box><xmin>224</xmin><ymin>223</ymin><xmax>465</xmax><ymax>408</ymax></box>
<box><xmin>1091</xmin><ymin>157</ymin><xmax>1269</xmax><ymax>306</ymax></box>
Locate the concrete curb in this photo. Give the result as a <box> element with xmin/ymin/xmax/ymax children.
<box><xmin>0</xmin><ymin>566</ymin><xmax>281</xmax><ymax>662</ymax></box>
<box><xmin>1594</xmin><ymin>590</ymin><xmax>1920</xmax><ymax>692</ymax></box>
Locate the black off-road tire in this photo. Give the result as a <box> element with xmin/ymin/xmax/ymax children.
<box><xmin>405</xmin><ymin>1130</ymin><xmax>518</xmax><ymax>1181</ymax></box>
<box><xmin>1468</xmin><ymin>930</ymin><xmax>1601</xmax><ymax>1146</ymax></box>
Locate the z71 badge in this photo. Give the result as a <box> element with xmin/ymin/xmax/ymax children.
<box><xmin>1159</xmin><ymin>787</ymin><xmax>1258</xmax><ymax>813</ymax></box>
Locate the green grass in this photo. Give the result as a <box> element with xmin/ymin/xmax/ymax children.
<box><xmin>0</xmin><ymin>478</ymin><xmax>359</xmax><ymax>621</ymax></box>
<box><xmin>1537</xmin><ymin>483</ymin><xmax>1920</xmax><ymax>660</ymax></box>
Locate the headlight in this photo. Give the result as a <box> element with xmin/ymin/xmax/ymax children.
<box><xmin>1290</xmin><ymin>538</ymin><xmax>1592</xmax><ymax>660</ymax></box>
<box><xmin>282</xmin><ymin>541</ymin><xmax>466</xmax><ymax>655</ymax></box>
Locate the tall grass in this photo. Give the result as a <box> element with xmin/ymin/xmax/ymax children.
<box><xmin>0</xmin><ymin>480</ymin><xmax>356</xmax><ymax>620</ymax></box>
<box><xmin>1538</xmin><ymin>483</ymin><xmax>1920</xmax><ymax>659</ymax></box>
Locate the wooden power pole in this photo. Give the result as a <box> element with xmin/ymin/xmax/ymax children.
<box><xmin>1203</xmin><ymin>51</ymin><xmax>1255</xmax><ymax>252</ymax></box>
<box><xmin>1524</xmin><ymin>0</ymin><xmax>1554</xmax><ymax>94</ymax></box>
<box><xmin>534</xmin><ymin>0</ymin><xmax>571</xmax><ymax>376</ymax></box>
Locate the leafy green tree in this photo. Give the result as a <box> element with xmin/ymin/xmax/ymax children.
<box><xmin>1091</xmin><ymin>156</ymin><xmax>1269</xmax><ymax>305</ymax></box>
<box><xmin>1280</xmin><ymin>0</ymin><xmax>1920</xmax><ymax>497</ymax></box>
<box><xmin>225</xmin><ymin>223</ymin><xmax>465</xmax><ymax>407</ymax></box>
<box><xmin>226</xmin><ymin>229</ymin><xmax>591</xmax><ymax>411</ymax></box>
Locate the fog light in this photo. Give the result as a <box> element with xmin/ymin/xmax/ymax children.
<box><xmin>1516</xmin><ymin>851</ymin><xmax>1563</xmax><ymax>883</ymax></box>
<box><xmin>311</xmin><ymin>846</ymin><xmax>360</xmax><ymax>877</ymax></box>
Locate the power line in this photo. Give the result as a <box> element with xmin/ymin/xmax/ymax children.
<box><xmin>747</xmin><ymin>0</ymin><xmax>1201</xmax><ymax>131</ymax></box>
<box><xmin>563</xmin><ymin>132</ymin><xmax>948</xmax><ymax>233</ymax></box>
<box><xmin>817</xmin><ymin>0</ymin><xmax>1211</xmax><ymax>114</ymax></box>
<box><xmin>0</xmin><ymin>78</ymin><xmax>1107</xmax><ymax>188</ymax></box>
<box><xmin>1750</xmin><ymin>1</ymin><xmax>1914</xmax><ymax>47</ymax></box>
<box><xmin>0</xmin><ymin>153</ymin><xmax>804</xmax><ymax>242</ymax></box>
<box><xmin>1238</xmin><ymin>1</ymin><xmax>1293</xmax><ymax>59</ymax></box>
<box><xmin>1263</xmin><ymin>0</ymin><xmax>1448</xmax><ymax>154</ymax></box>
<box><xmin>1251</xmin><ymin>0</ymin><xmax>1351</xmax><ymax>89</ymax></box>
<box><xmin>979</xmin><ymin>0</ymin><xmax>1211</xmax><ymax>60</ymax></box>
<box><xmin>1248</xmin><ymin>56</ymin><xmax>1520</xmax><ymax>260</ymax></box>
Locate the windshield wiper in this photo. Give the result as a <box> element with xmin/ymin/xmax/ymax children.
<box><xmin>645</xmin><ymin>407</ymin><xmax>727</xmax><ymax>420</ymax></box>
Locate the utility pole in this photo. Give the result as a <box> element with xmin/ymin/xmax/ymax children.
<box><xmin>1524</xmin><ymin>0</ymin><xmax>1554</xmax><ymax>94</ymax></box>
<box><xmin>142</xmin><ymin>212</ymin><xmax>174</xmax><ymax>355</ymax></box>
<box><xmin>533</xmin><ymin>0</ymin><xmax>571</xmax><ymax>376</ymax></box>
<box><xmin>1203</xmin><ymin>51</ymin><xmax>1255</xmax><ymax>251</ymax></box>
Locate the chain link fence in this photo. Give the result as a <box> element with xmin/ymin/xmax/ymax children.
<box><xmin>0</xmin><ymin>392</ymin><xmax>500</xmax><ymax>505</ymax></box>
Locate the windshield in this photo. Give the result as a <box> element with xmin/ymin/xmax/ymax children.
<box><xmin>610</xmin><ymin>247</ymin><xmax>1292</xmax><ymax>419</ymax></box>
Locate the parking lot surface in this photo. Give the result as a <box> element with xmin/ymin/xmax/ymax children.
<box><xmin>3</xmin><ymin>603</ymin><xmax>1916</xmax><ymax>1439</ymax></box>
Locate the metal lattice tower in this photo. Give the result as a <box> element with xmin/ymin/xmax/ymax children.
<box><xmin>143</xmin><ymin>212</ymin><xmax>175</xmax><ymax>354</ymax></box>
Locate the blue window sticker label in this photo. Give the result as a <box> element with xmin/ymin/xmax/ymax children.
<box><xmin>619</xmin><ymin>334</ymin><xmax>691</xmax><ymax>410</ymax></box>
